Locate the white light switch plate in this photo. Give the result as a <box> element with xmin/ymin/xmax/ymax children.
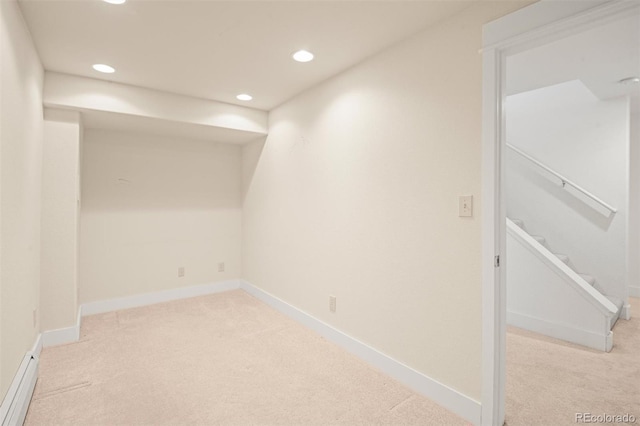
<box><xmin>459</xmin><ymin>195</ymin><xmax>473</xmax><ymax>217</ymax></box>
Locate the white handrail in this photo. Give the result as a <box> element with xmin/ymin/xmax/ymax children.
<box><xmin>506</xmin><ymin>143</ymin><xmax>617</xmax><ymax>214</ymax></box>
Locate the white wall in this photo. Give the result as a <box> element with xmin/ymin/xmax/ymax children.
<box><xmin>506</xmin><ymin>225</ymin><xmax>614</xmax><ymax>351</ymax></box>
<box><xmin>630</xmin><ymin>95</ymin><xmax>640</xmax><ymax>297</ymax></box>
<box><xmin>0</xmin><ymin>0</ymin><xmax>44</xmax><ymax>399</ymax></box>
<box><xmin>43</xmin><ymin>72</ymin><xmax>269</xmax><ymax>145</ymax></box>
<box><xmin>40</xmin><ymin>109</ymin><xmax>82</xmax><ymax>332</ymax></box>
<box><xmin>242</xmin><ymin>1</ymin><xmax>530</xmax><ymax>401</ymax></box>
<box><xmin>506</xmin><ymin>80</ymin><xmax>628</xmax><ymax>300</ymax></box>
<box><xmin>79</xmin><ymin>130</ymin><xmax>242</xmax><ymax>303</ymax></box>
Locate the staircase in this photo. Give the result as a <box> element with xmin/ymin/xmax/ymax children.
<box><xmin>506</xmin><ymin>217</ymin><xmax>624</xmax><ymax>351</ymax></box>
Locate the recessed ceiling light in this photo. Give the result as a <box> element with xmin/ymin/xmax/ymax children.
<box><xmin>619</xmin><ymin>76</ymin><xmax>640</xmax><ymax>85</ymax></box>
<box><xmin>92</xmin><ymin>64</ymin><xmax>115</xmax><ymax>73</ymax></box>
<box><xmin>292</xmin><ymin>50</ymin><xmax>314</xmax><ymax>63</ymax></box>
<box><xmin>236</xmin><ymin>94</ymin><xmax>253</xmax><ymax>101</ymax></box>
<box><xmin>103</xmin><ymin>0</ymin><xmax>126</xmax><ymax>4</ymax></box>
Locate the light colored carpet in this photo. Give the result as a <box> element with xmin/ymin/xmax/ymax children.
<box><xmin>25</xmin><ymin>290</ymin><xmax>468</xmax><ymax>425</ymax></box>
<box><xmin>506</xmin><ymin>297</ymin><xmax>640</xmax><ymax>425</ymax></box>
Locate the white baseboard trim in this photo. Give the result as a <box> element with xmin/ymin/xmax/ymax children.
<box><xmin>81</xmin><ymin>279</ymin><xmax>242</xmax><ymax>316</ymax></box>
<box><xmin>42</xmin><ymin>324</ymin><xmax>79</xmax><ymax>348</ymax></box>
<box><xmin>31</xmin><ymin>334</ymin><xmax>42</xmax><ymax>358</ymax></box>
<box><xmin>42</xmin><ymin>306</ymin><xmax>83</xmax><ymax>348</ymax></box>
<box><xmin>629</xmin><ymin>285</ymin><xmax>640</xmax><ymax>298</ymax></box>
<box><xmin>41</xmin><ymin>280</ymin><xmax>242</xmax><ymax>348</ymax></box>
<box><xmin>35</xmin><ymin>280</ymin><xmax>480</xmax><ymax>423</ymax></box>
<box><xmin>507</xmin><ymin>310</ymin><xmax>612</xmax><ymax>352</ymax></box>
<box><xmin>621</xmin><ymin>303</ymin><xmax>631</xmax><ymax>321</ymax></box>
<box><xmin>0</xmin><ymin>334</ymin><xmax>41</xmax><ymax>426</ymax></box>
<box><xmin>239</xmin><ymin>280</ymin><xmax>481</xmax><ymax>425</ymax></box>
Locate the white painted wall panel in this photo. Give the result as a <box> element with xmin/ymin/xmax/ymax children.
<box><xmin>0</xmin><ymin>0</ymin><xmax>44</xmax><ymax>400</ymax></box>
<box><xmin>506</xmin><ymin>80</ymin><xmax>629</xmax><ymax>300</ymax></box>
<box><xmin>242</xmin><ymin>1</ymin><xmax>531</xmax><ymax>401</ymax></box>
<box><xmin>40</xmin><ymin>110</ymin><xmax>82</xmax><ymax>332</ymax></box>
<box><xmin>80</xmin><ymin>130</ymin><xmax>242</xmax><ymax>303</ymax></box>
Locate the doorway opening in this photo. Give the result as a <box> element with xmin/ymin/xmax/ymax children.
<box><xmin>481</xmin><ymin>2</ymin><xmax>640</xmax><ymax>425</ymax></box>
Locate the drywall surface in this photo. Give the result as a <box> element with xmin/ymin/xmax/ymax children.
<box><xmin>44</xmin><ymin>72</ymin><xmax>269</xmax><ymax>134</ymax></box>
<box><xmin>242</xmin><ymin>1</ymin><xmax>530</xmax><ymax>401</ymax></box>
<box><xmin>0</xmin><ymin>0</ymin><xmax>44</xmax><ymax>399</ymax></box>
<box><xmin>506</xmin><ymin>80</ymin><xmax>629</xmax><ymax>300</ymax></box>
<box><xmin>630</xmin><ymin>96</ymin><xmax>640</xmax><ymax>297</ymax></box>
<box><xmin>40</xmin><ymin>110</ymin><xmax>81</xmax><ymax>332</ymax></box>
<box><xmin>80</xmin><ymin>130</ymin><xmax>242</xmax><ymax>303</ymax></box>
<box><xmin>44</xmin><ymin>72</ymin><xmax>269</xmax><ymax>145</ymax></box>
<box><xmin>506</xmin><ymin>228</ymin><xmax>612</xmax><ymax>351</ymax></box>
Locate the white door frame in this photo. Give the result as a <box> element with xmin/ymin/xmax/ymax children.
<box><xmin>481</xmin><ymin>1</ymin><xmax>639</xmax><ymax>425</ymax></box>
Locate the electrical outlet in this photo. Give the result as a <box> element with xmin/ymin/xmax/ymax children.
<box><xmin>178</xmin><ymin>267</ymin><xmax>185</xmax><ymax>277</ymax></box>
<box><xmin>329</xmin><ymin>295</ymin><xmax>336</xmax><ymax>313</ymax></box>
<box><xmin>459</xmin><ymin>195</ymin><xmax>473</xmax><ymax>217</ymax></box>
<box><xmin>218</xmin><ymin>262</ymin><xmax>225</xmax><ymax>272</ymax></box>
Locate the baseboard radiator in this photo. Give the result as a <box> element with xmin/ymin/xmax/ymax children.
<box><xmin>0</xmin><ymin>351</ymin><xmax>39</xmax><ymax>426</ymax></box>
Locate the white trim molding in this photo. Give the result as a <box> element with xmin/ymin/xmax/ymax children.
<box><xmin>40</xmin><ymin>280</ymin><xmax>242</xmax><ymax>349</ymax></box>
<box><xmin>507</xmin><ymin>311</ymin><xmax>614</xmax><ymax>352</ymax></box>
<box><xmin>240</xmin><ymin>281</ymin><xmax>481</xmax><ymax>425</ymax></box>
<box><xmin>31</xmin><ymin>334</ymin><xmax>43</xmax><ymax>358</ymax></box>
<box><xmin>42</xmin><ymin>304</ymin><xmax>83</xmax><ymax>348</ymax></box>
<box><xmin>32</xmin><ymin>280</ymin><xmax>479</xmax><ymax>423</ymax></box>
<box><xmin>42</xmin><ymin>323</ymin><xmax>80</xmax><ymax>348</ymax></box>
<box><xmin>81</xmin><ymin>280</ymin><xmax>242</xmax><ymax>316</ymax></box>
<box><xmin>481</xmin><ymin>33</ymin><xmax>507</xmax><ymax>426</ymax></box>
<box><xmin>621</xmin><ymin>303</ymin><xmax>632</xmax><ymax>321</ymax></box>
<box><xmin>482</xmin><ymin>1</ymin><xmax>639</xmax><ymax>425</ymax></box>
<box><xmin>507</xmin><ymin>220</ymin><xmax>618</xmax><ymax>315</ymax></box>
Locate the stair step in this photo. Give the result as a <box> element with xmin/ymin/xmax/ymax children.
<box><xmin>579</xmin><ymin>274</ymin><xmax>595</xmax><ymax>286</ymax></box>
<box><xmin>606</xmin><ymin>296</ymin><xmax>624</xmax><ymax>329</ymax></box>
<box><xmin>555</xmin><ymin>254</ymin><xmax>569</xmax><ymax>264</ymax></box>
<box><xmin>532</xmin><ymin>235</ymin><xmax>545</xmax><ymax>245</ymax></box>
<box><xmin>511</xmin><ymin>219</ymin><xmax>524</xmax><ymax>229</ymax></box>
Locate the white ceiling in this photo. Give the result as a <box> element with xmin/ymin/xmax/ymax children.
<box><xmin>19</xmin><ymin>0</ymin><xmax>474</xmax><ymax>111</ymax></box>
<box><xmin>506</xmin><ymin>14</ymin><xmax>640</xmax><ymax>100</ymax></box>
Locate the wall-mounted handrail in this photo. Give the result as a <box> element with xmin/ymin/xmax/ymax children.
<box><xmin>506</xmin><ymin>143</ymin><xmax>617</xmax><ymax>214</ymax></box>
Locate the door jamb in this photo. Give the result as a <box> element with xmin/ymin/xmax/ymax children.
<box><xmin>480</xmin><ymin>1</ymin><xmax>638</xmax><ymax>425</ymax></box>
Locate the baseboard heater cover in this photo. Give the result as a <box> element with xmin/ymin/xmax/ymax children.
<box><xmin>0</xmin><ymin>350</ymin><xmax>39</xmax><ymax>426</ymax></box>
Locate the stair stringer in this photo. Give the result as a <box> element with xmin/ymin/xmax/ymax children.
<box><xmin>506</xmin><ymin>219</ymin><xmax>617</xmax><ymax>352</ymax></box>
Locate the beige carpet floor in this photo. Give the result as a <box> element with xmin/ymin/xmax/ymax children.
<box><xmin>25</xmin><ymin>290</ymin><xmax>468</xmax><ymax>425</ymax></box>
<box><xmin>506</xmin><ymin>297</ymin><xmax>640</xmax><ymax>425</ymax></box>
